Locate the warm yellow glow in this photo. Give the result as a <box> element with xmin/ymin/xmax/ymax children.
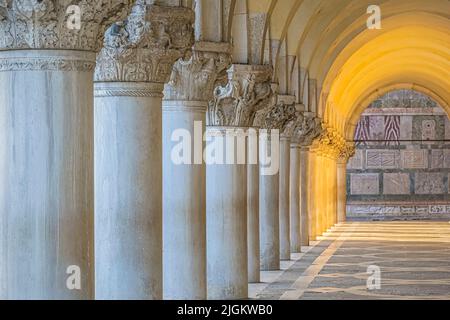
<box><xmin>322</xmin><ymin>24</ymin><xmax>450</xmax><ymax>137</ymax></box>
<box><xmin>245</xmin><ymin>0</ymin><xmax>450</xmax><ymax>240</ymax></box>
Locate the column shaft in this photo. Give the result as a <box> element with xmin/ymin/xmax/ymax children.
<box><xmin>279</xmin><ymin>138</ymin><xmax>291</xmax><ymax>260</ymax></box>
<box><xmin>95</xmin><ymin>82</ymin><xmax>163</xmax><ymax>299</ymax></box>
<box><xmin>325</xmin><ymin>157</ymin><xmax>332</xmax><ymax>231</ymax></box>
<box><xmin>299</xmin><ymin>148</ymin><xmax>310</xmax><ymax>246</ymax></box>
<box><xmin>162</xmin><ymin>100</ymin><xmax>206</xmax><ymax>299</ymax></box>
<box><xmin>315</xmin><ymin>155</ymin><xmax>324</xmax><ymax>236</ymax></box>
<box><xmin>206</xmin><ymin>127</ymin><xmax>248</xmax><ymax>299</ymax></box>
<box><xmin>337</xmin><ymin>161</ymin><xmax>348</xmax><ymax>223</ymax></box>
<box><xmin>289</xmin><ymin>145</ymin><xmax>301</xmax><ymax>252</ymax></box>
<box><xmin>248</xmin><ymin>131</ymin><xmax>260</xmax><ymax>283</ymax></box>
<box><xmin>260</xmin><ymin>138</ymin><xmax>280</xmax><ymax>270</ymax></box>
<box><xmin>308</xmin><ymin>151</ymin><xmax>317</xmax><ymax>241</ymax></box>
<box><xmin>0</xmin><ymin>50</ymin><xmax>95</xmax><ymax>299</ymax></box>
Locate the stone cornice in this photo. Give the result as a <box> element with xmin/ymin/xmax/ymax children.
<box><xmin>0</xmin><ymin>0</ymin><xmax>134</xmax><ymax>52</ymax></box>
<box><xmin>94</xmin><ymin>2</ymin><xmax>195</xmax><ymax>83</ymax></box>
<box><xmin>163</xmin><ymin>41</ymin><xmax>232</xmax><ymax>101</ymax></box>
<box><xmin>207</xmin><ymin>64</ymin><xmax>274</xmax><ymax>127</ymax></box>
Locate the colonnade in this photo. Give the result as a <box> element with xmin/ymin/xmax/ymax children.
<box><xmin>0</xmin><ymin>0</ymin><xmax>355</xmax><ymax>300</ymax></box>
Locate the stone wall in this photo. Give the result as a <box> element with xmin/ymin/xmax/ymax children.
<box><xmin>347</xmin><ymin>90</ymin><xmax>450</xmax><ymax>220</ymax></box>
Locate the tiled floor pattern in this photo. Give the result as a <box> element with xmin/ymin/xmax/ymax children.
<box><xmin>250</xmin><ymin>222</ymin><xmax>450</xmax><ymax>300</ymax></box>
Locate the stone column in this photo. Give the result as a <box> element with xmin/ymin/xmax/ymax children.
<box><xmin>206</xmin><ymin>64</ymin><xmax>273</xmax><ymax>299</ymax></box>
<box><xmin>206</xmin><ymin>127</ymin><xmax>248</xmax><ymax>299</ymax></box>
<box><xmin>308</xmin><ymin>150</ymin><xmax>318</xmax><ymax>241</ymax></box>
<box><xmin>255</xmin><ymin>101</ymin><xmax>297</xmax><ymax>270</ymax></box>
<box><xmin>259</xmin><ymin>134</ymin><xmax>280</xmax><ymax>270</ymax></box>
<box><xmin>248</xmin><ymin>128</ymin><xmax>260</xmax><ymax>283</ymax></box>
<box><xmin>337</xmin><ymin>144</ymin><xmax>355</xmax><ymax>223</ymax></box>
<box><xmin>299</xmin><ymin>148</ymin><xmax>311</xmax><ymax>246</ymax></box>
<box><xmin>279</xmin><ymin>136</ymin><xmax>291</xmax><ymax>260</ymax></box>
<box><xmin>289</xmin><ymin>144</ymin><xmax>301</xmax><ymax>252</ymax></box>
<box><xmin>278</xmin><ymin>97</ymin><xmax>298</xmax><ymax>259</ymax></box>
<box><xmin>315</xmin><ymin>154</ymin><xmax>325</xmax><ymax>235</ymax></box>
<box><xmin>290</xmin><ymin>112</ymin><xmax>322</xmax><ymax>248</ymax></box>
<box><xmin>337</xmin><ymin>161</ymin><xmax>348</xmax><ymax>223</ymax></box>
<box><xmin>94</xmin><ymin>3</ymin><xmax>194</xmax><ymax>300</ymax></box>
<box><xmin>162</xmin><ymin>41</ymin><xmax>231</xmax><ymax>299</ymax></box>
<box><xmin>324</xmin><ymin>156</ymin><xmax>331</xmax><ymax>232</ymax></box>
<box><xmin>312</xmin><ymin>126</ymin><xmax>347</xmax><ymax>234</ymax></box>
<box><xmin>293</xmin><ymin>115</ymin><xmax>323</xmax><ymax>242</ymax></box>
<box><xmin>0</xmin><ymin>1</ymin><xmax>133</xmax><ymax>300</ymax></box>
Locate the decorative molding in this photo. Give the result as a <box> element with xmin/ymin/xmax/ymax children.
<box><xmin>94</xmin><ymin>82</ymin><xmax>165</xmax><ymax>98</ymax></box>
<box><xmin>95</xmin><ymin>2</ymin><xmax>195</xmax><ymax>83</ymax></box>
<box><xmin>94</xmin><ymin>89</ymin><xmax>164</xmax><ymax>98</ymax></box>
<box><xmin>0</xmin><ymin>0</ymin><xmax>134</xmax><ymax>51</ymax></box>
<box><xmin>162</xmin><ymin>100</ymin><xmax>208</xmax><ymax>114</ymax></box>
<box><xmin>207</xmin><ymin>64</ymin><xmax>273</xmax><ymax>127</ymax></box>
<box><xmin>163</xmin><ymin>41</ymin><xmax>232</xmax><ymax>101</ymax></box>
<box><xmin>0</xmin><ymin>56</ymin><xmax>95</xmax><ymax>72</ymax></box>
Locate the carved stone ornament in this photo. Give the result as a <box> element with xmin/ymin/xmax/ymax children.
<box><xmin>256</xmin><ymin>102</ymin><xmax>298</xmax><ymax>133</ymax></box>
<box><xmin>284</xmin><ymin>112</ymin><xmax>305</xmax><ymax>140</ymax></box>
<box><xmin>207</xmin><ymin>64</ymin><xmax>273</xmax><ymax>127</ymax></box>
<box><xmin>313</xmin><ymin>125</ymin><xmax>347</xmax><ymax>159</ymax></box>
<box><xmin>0</xmin><ymin>0</ymin><xmax>134</xmax><ymax>51</ymax></box>
<box><xmin>95</xmin><ymin>1</ymin><xmax>195</xmax><ymax>83</ymax></box>
<box><xmin>292</xmin><ymin>113</ymin><xmax>323</xmax><ymax>147</ymax></box>
<box><xmin>163</xmin><ymin>41</ymin><xmax>232</xmax><ymax>101</ymax></box>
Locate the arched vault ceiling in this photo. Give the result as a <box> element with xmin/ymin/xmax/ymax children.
<box><xmin>244</xmin><ymin>0</ymin><xmax>450</xmax><ymax>138</ymax></box>
<box><xmin>324</xmin><ymin>26</ymin><xmax>450</xmax><ymax>137</ymax></box>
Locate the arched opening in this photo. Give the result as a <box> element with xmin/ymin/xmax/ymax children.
<box><xmin>346</xmin><ymin>89</ymin><xmax>450</xmax><ymax>221</ymax></box>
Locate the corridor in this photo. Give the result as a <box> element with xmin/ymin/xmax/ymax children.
<box><xmin>252</xmin><ymin>222</ymin><xmax>450</xmax><ymax>300</ymax></box>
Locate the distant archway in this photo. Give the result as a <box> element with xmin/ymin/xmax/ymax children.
<box><xmin>346</xmin><ymin>89</ymin><xmax>450</xmax><ymax>221</ymax></box>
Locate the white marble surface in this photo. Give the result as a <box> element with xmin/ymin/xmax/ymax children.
<box><xmin>94</xmin><ymin>82</ymin><xmax>164</xmax><ymax>300</ymax></box>
<box><xmin>0</xmin><ymin>50</ymin><xmax>96</xmax><ymax>299</ymax></box>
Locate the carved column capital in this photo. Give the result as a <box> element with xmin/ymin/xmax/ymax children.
<box><xmin>255</xmin><ymin>103</ymin><xmax>298</xmax><ymax>137</ymax></box>
<box><xmin>312</xmin><ymin>126</ymin><xmax>349</xmax><ymax>160</ymax></box>
<box><xmin>163</xmin><ymin>41</ymin><xmax>232</xmax><ymax>101</ymax></box>
<box><xmin>94</xmin><ymin>2</ymin><xmax>195</xmax><ymax>83</ymax></box>
<box><xmin>0</xmin><ymin>0</ymin><xmax>134</xmax><ymax>52</ymax></box>
<box><xmin>207</xmin><ymin>64</ymin><xmax>274</xmax><ymax>127</ymax></box>
<box><xmin>292</xmin><ymin>113</ymin><xmax>323</xmax><ymax>147</ymax></box>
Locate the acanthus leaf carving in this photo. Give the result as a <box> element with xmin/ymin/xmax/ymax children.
<box><xmin>311</xmin><ymin>125</ymin><xmax>349</xmax><ymax>159</ymax></box>
<box><xmin>292</xmin><ymin>113</ymin><xmax>323</xmax><ymax>147</ymax></box>
<box><xmin>256</xmin><ymin>102</ymin><xmax>298</xmax><ymax>133</ymax></box>
<box><xmin>0</xmin><ymin>0</ymin><xmax>134</xmax><ymax>51</ymax></box>
<box><xmin>94</xmin><ymin>1</ymin><xmax>195</xmax><ymax>83</ymax></box>
<box><xmin>207</xmin><ymin>64</ymin><xmax>273</xmax><ymax>127</ymax></box>
<box><xmin>163</xmin><ymin>41</ymin><xmax>232</xmax><ymax>101</ymax></box>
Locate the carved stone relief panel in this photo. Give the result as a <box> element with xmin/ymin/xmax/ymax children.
<box><xmin>415</xmin><ymin>173</ymin><xmax>445</xmax><ymax>195</ymax></box>
<box><xmin>366</xmin><ymin>150</ymin><xmax>399</xmax><ymax>169</ymax></box>
<box><xmin>401</xmin><ymin>149</ymin><xmax>428</xmax><ymax>169</ymax></box>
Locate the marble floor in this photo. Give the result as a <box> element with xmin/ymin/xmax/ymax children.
<box><xmin>250</xmin><ymin>221</ymin><xmax>450</xmax><ymax>300</ymax></box>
